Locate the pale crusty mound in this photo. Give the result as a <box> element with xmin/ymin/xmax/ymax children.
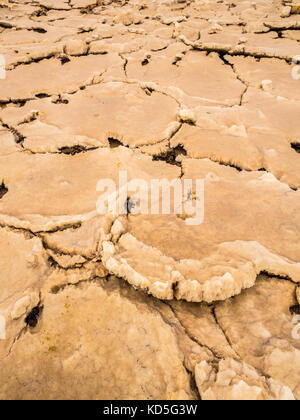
<box><xmin>0</xmin><ymin>0</ymin><xmax>299</xmax><ymax>400</ymax></box>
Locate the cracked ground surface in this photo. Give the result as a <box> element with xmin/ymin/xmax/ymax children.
<box><xmin>0</xmin><ymin>0</ymin><xmax>299</xmax><ymax>400</ymax></box>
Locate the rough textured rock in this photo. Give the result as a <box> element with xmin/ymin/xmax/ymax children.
<box><xmin>215</xmin><ymin>276</ymin><xmax>300</xmax><ymax>399</ymax></box>
<box><xmin>0</xmin><ymin>279</ymin><xmax>199</xmax><ymax>400</ymax></box>
<box><xmin>0</xmin><ymin>0</ymin><xmax>299</xmax><ymax>401</ymax></box>
<box><xmin>195</xmin><ymin>358</ymin><xmax>295</xmax><ymax>400</ymax></box>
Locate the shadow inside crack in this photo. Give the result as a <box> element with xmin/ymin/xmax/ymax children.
<box><xmin>59</xmin><ymin>145</ymin><xmax>93</xmax><ymax>155</ymax></box>
<box><xmin>291</xmin><ymin>142</ymin><xmax>300</xmax><ymax>154</ymax></box>
<box><xmin>0</xmin><ymin>182</ymin><xmax>8</xmax><ymax>199</ymax></box>
<box><xmin>153</xmin><ymin>145</ymin><xmax>187</xmax><ymax>166</ymax></box>
<box><xmin>108</xmin><ymin>137</ymin><xmax>124</xmax><ymax>148</ymax></box>
<box><xmin>290</xmin><ymin>304</ymin><xmax>300</xmax><ymax>315</ymax></box>
<box><xmin>25</xmin><ymin>305</ymin><xmax>43</xmax><ymax>328</ymax></box>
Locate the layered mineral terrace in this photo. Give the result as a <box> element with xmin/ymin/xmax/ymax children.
<box><xmin>0</xmin><ymin>0</ymin><xmax>299</xmax><ymax>400</ymax></box>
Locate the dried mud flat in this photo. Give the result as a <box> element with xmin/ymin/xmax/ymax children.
<box><xmin>0</xmin><ymin>0</ymin><xmax>300</xmax><ymax>401</ymax></box>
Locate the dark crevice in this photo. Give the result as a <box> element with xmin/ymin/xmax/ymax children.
<box><xmin>29</xmin><ymin>27</ymin><xmax>47</xmax><ymax>34</ymax></box>
<box><xmin>108</xmin><ymin>137</ymin><xmax>124</xmax><ymax>148</ymax></box>
<box><xmin>0</xmin><ymin>99</ymin><xmax>27</xmax><ymax>108</ymax></box>
<box><xmin>210</xmin><ymin>157</ymin><xmax>245</xmax><ymax>172</ymax></box>
<box><xmin>122</xmin><ymin>56</ymin><xmax>128</xmax><ymax>76</ymax></box>
<box><xmin>60</xmin><ymin>55</ymin><xmax>71</xmax><ymax>65</ymax></box>
<box><xmin>35</xmin><ymin>93</ymin><xmax>49</xmax><ymax>99</ymax></box>
<box><xmin>291</xmin><ymin>143</ymin><xmax>300</xmax><ymax>154</ymax></box>
<box><xmin>48</xmin><ymin>256</ymin><xmax>59</xmax><ymax>269</ymax></box>
<box><xmin>125</xmin><ymin>197</ymin><xmax>135</xmax><ymax>214</ymax></box>
<box><xmin>2</xmin><ymin>123</ymin><xmax>25</xmax><ymax>144</ymax></box>
<box><xmin>0</xmin><ymin>182</ymin><xmax>8</xmax><ymax>200</ymax></box>
<box><xmin>80</xmin><ymin>3</ymin><xmax>101</xmax><ymax>15</ymax></box>
<box><xmin>171</xmin><ymin>281</ymin><xmax>178</xmax><ymax>293</ymax></box>
<box><xmin>143</xmin><ymin>86</ymin><xmax>154</xmax><ymax>96</ymax></box>
<box><xmin>52</xmin><ymin>95</ymin><xmax>69</xmax><ymax>104</ymax></box>
<box><xmin>219</xmin><ymin>53</ymin><xmax>248</xmax><ymax>105</ymax></box>
<box><xmin>290</xmin><ymin>304</ymin><xmax>300</xmax><ymax>315</ymax></box>
<box><xmin>30</xmin><ymin>7</ymin><xmax>48</xmax><ymax>17</ymax></box>
<box><xmin>25</xmin><ymin>305</ymin><xmax>43</xmax><ymax>328</ymax></box>
<box><xmin>260</xmin><ymin>270</ymin><xmax>293</xmax><ymax>282</ymax></box>
<box><xmin>59</xmin><ymin>145</ymin><xmax>96</xmax><ymax>155</ymax></box>
<box><xmin>153</xmin><ymin>145</ymin><xmax>187</xmax><ymax>166</ymax></box>
<box><xmin>185</xmin><ymin>362</ymin><xmax>201</xmax><ymax>400</ymax></box>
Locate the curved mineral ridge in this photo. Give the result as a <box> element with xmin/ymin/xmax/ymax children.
<box><xmin>0</xmin><ymin>0</ymin><xmax>299</xmax><ymax>401</ymax></box>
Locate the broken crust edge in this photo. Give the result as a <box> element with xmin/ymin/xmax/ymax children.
<box><xmin>102</xmin><ymin>233</ymin><xmax>300</xmax><ymax>303</ymax></box>
<box><xmin>194</xmin><ymin>359</ymin><xmax>295</xmax><ymax>401</ymax></box>
<box><xmin>0</xmin><ymin>210</ymin><xmax>100</xmax><ymax>232</ymax></box>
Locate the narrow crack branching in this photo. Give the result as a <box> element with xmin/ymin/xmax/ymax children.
<box><xmin>164</xmin><ymin>302</ymin><xmax>222</xmax><ymax>361</ymax></box>
<box><xmin>212</xmin><ymin>307</ymin><xmax>241</xmax><ymax>359</ymax></box>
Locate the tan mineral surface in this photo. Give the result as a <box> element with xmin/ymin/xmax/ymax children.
<box><xmin>0</xmin><ymin>0</ymin><xmax>299</xmax><ymax>401</ymax></box>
